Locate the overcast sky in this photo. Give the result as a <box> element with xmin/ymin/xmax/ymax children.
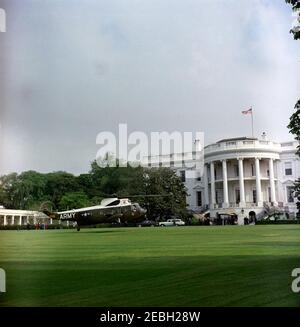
<box><xmin>0</xmin><ymin>0</ymin><xmax>299</xmax><ymax>175</ymax></box>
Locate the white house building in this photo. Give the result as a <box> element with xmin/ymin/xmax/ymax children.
<box><xmin>146</xmin><ymin>137</ymin><xmax>299</xmax><ymax>224</ymax></box>
<box><xmin>0</xmin><ymin>206</ymin><xmax>51</xmax><ymax>226</ymax></box>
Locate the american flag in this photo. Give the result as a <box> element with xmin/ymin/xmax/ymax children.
<box><xmin>242</xmin><ymin>108</ymin><xmax>252</xmax><ymax>115</ymax></box>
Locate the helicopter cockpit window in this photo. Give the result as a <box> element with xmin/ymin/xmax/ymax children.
<box><xmin>106</xmin><ymin>200</ymin><xmax>120</xmax><ymax>206</ymax></box>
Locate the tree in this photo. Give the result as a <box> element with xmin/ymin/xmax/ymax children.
<box><xmin>286</xmin><ymin>0</ymin><xmax>300</xmax><ymax>39</ymax></box>
<box><xmin>7</xmin><ymin>171</ymin><xmax>47</xmax><ymax>209</ymax></box>
<box><xmin>45</xmin><ymin>171</ymin><xmax>79</xmax><ymax>209</ymax></box>
<box><xmin>59</xmin><ymin>192</ymin><xmax>91</xmax><ymax>210</ymax></box>
<box><xmin>292</xmin><ymin>179</ymin><xmax>300</xmax><ymax>218</ymax></box>
<box><xmin>286</xmin><ymin>1</ymin><xmax>300</xmax><ymax>218</ymax></box>
<box><xmin>140</xmin><ymin>168</ymin><xmax>188</xmax><ymax>221</ymax></box>
<box><xmin>0</xmin><ymin>173</ymin><xmax>18</xmax><ymax>208</ymax></box>
<box><xmin>0</xmin><ymin>161</ymin><xmax>188</xmax><ymax>218</ymax></box>
<box><xmin>89</xmin><ymin>159</ymin><xmax>144</xmax><ymax>197</ymax></box>
<box><xmin>288</xmin><ymin>100</ymin><xmax>300</xmax><ymax>156</ymax></box>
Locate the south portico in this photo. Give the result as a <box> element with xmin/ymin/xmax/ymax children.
<box><xmin>143</xmin><ymin>136</ymin><xmax>299</xmax><ymax>222</ymax></box>
<box><xmin>203</xmin><ymin>138</ymin><xmax>281</xmax><ymax>224</ymax></box>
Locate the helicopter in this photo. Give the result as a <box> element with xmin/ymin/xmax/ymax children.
<box><xmin>42</xmin><ymin>197</ymin><xmax>147</xmax><ymax>231</ymax></box>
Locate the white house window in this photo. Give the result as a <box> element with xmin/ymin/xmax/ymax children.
<box><xmin>234</xmin><ymin>164</ymin><xmax>239</xmax><ymax>177</ymax></box>
<box><xmin>253</xmin><ymin>190</ymin><xmax>257</xmax><ymax>203</ymax></box>
<box><xmin>287</xmin><ymin>186</ymin><xmax>294</xmax><ymax>203</ymax></box>
<box><xmin>180</xmin><ymin>170</ymin><xmax>186</xmax><ymax>182</ymax></box>
<box><xmin>251</xmin><ymin>164</ymin><xmax>255</xmax><ymax>176</ymax></box>
<box><xmin>235</xmin><ymin>189</ymin><xmax>240</xmax><ymax>204</ymax></box>
<box><xmin>197</xmin><ymin>191</ymin><xmax>202</xmax><ymax>207</ymax></box>
<box><xmin>216</xmin><ymin>189</ymin><xmax>223</xmax><ymax>205</ymax></box>
<box><xmin>285</xmin><ymin>162</ymin><xmax>292</xmax><ymax>176</ymax></box>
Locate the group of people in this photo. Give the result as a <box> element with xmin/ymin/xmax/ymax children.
<box><xmin>26</xmin><ymin>222</ymin><xmax>48</xmax><ymax>230</ymax></box>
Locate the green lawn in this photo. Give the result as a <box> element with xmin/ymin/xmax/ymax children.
<box><xmin>0</xmin><ymin>225</ymin><xmax>300</xmax><ymax>307</ymax></box>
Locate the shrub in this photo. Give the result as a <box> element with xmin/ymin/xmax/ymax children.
<box><xmin>256</xmin><ymin>219</ymin><xmax>300</xmax><ymax>225</ymax></box>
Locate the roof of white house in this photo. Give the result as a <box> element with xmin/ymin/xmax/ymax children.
<box><xmin>216</xmin><ymin>137</ymin><xmax>258</xmax><ymax>143</ymax></box>
<box><xmin>0</xmin><ymin>208</ymin><xmax>48</xmax><ymax>217</ymax></box>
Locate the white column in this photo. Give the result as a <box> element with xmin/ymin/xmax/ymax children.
<box><xmin>203</xmin><ymin>164</ymin><xmax>209</xmax><ymax>207</ymax></box>
<box><xmin>11</xmin><ymin>216</ymin><xmax>15</xmax><ymax>225</ymax></box>
<box><xmin>269</xmin><ymin>158</ymin><xmax>277</xmax><ymax>206</ymax></box>
<box><xmin>222</xmin><ymin>160</ymin><xmax>229</xmax><ymax>208</ymax></box>
<box><xmin>19</xmin><ymin>216</ymin><xmax>22</xmax><ymax>226</ymax></box>
<box><xmin>26</xmin><ymin>216</ymin><xmax>29</xmax><ymax>224</ymax></box>
<box><xmin>50</xmin><ymin>218</ymin><xmax>53</xmax><ymax>225</ymax></box>
<box><xmin>4</xmin><ymin>215</ymin><xmax>7</xmax><ymax>226</ymax></box>
<box><xmin>276</xmin><ymin>160</ymin><xmax>281</xmax><ymax>203</ymax></box>
<box><xmin>255</xmin><ymin>157</ymin><xmax>263</xmax><ymax>206</ymax></box>
<box><xmin>210</xmin><ymin>161</ymin><xmax>216</xmax><ymax>209</ymax></box>
<box><xmin>238</xmin><ymin>158</ymin><xmax>246</xmax><ymax>207</ymax></box>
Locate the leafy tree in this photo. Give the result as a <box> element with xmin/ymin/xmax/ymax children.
<box><xmin>89</xmin><ymin>159</ymin><xmax>144</xmax><ymax>197</ymax></box>
<box><xmin>77</xmin><ymin>173</ymin><xmax>93</xmax><ymax>196</ymax></box>
<box><xmin>286</xmin><ymin>1</ymin><xmax>300</xmax><ymax>218</ymax></box>
<box><xmin>89</xmin><ymin>196</ymin><xmax>103</xmax><ymax>206</ymax></box>
<box><xmin>286</xmin><ymin>0</ymin><xmax>300</xmax><ymax>39</ymax></box>
<box><xmin>9</xmin><ymin>171</ymin><xmax>47</xmax><ymax>209</ymax></box>
<box><xmin>45</xmin><ymin>171</ymin><xmax>79</xmax><ymax>209</ymax></box>
<box><xmin>292</xmin><ymin>179</ymin><xmax>300</xmax><ymax>218</ymax></box>
<box><xmin>140</xmin><ymin>168</ymin><xmax>188</xmax><ymax>221</ymax></box>
<box><xmin>59</xmin><ymin>191</ymin><xmax>91</xmax><ymax>210</ymax></box>
<box><xmin>0</xmin><ymin>162</ymin><xmax>188</xmax><ymax>219</ymax></box>
<box><xmin>288</xmin><ymin>100</ymin><xmax>300</xmax><ymax>156</ymax></box>
<box><xmin>0</xmin><ymin>173</ymin><xmax>18</xmax><ymax>208</ymax></box>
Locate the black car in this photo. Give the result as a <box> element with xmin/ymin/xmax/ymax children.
<box><xmin>137</xmin><ymin>219</ymin><xmax>157</xmax><ymax>227</ymax></box>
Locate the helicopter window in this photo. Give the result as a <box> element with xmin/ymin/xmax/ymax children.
<box><xmin>106</xmin><ymin>200</ymin><xmax>120</xmax><ymax>206</ymax></box>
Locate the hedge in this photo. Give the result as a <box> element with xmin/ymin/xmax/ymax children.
<box><xmin>0</xmin><ymin>224</ymin><xmax>72</xmax><ymax>230</ymax></box>
<box><xmin>256</xmin><ymin>219</ymin><xmax>300</xmax><ymax>225</ymax></box>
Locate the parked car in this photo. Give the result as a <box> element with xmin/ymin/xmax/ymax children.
<box><xmin>137</xmin><ymin>219</ymin><xmax>157</xmax><ymax>227</ymax></box>
<box><xmin>158</xmin><ymin>218</ymin><xmax>185</xmax><ymax>227</ymax></box>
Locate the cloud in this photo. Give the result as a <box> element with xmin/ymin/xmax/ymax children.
<box><xmin>0</xmin><ymin>0</ymin><xmax>299</xmax><ymax>174</ymax></box>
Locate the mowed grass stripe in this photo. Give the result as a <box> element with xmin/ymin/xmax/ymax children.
<box><xmin>0</xmin><ymin>226</ymin><xmax>300</xmax><ymax>306</ymax></box>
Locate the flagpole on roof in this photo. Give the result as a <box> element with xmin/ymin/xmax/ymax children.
<box><xmin>241</xmin><ymin>107</ymin><xmax>254</xmax><ymax>138</ymax></box>
<box><xmin>251</xmin><ymin>106</ymin><xmax>254</xmax><ymax>138</ymax></box>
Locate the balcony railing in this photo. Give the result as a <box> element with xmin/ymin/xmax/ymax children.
<box><xmin>215</xmin><ymin>202</ymin><xmax>259</xmax><ymax>208</ymax></box>
<box><xmin>245</xmin><ymin>202</ymin><xmax>257</xmax><ymax>208</ymax></box>
<box><xmin>205</xmin><ymin>139</ymin><xmax>281</xmax><ymax>155</ymax></box>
